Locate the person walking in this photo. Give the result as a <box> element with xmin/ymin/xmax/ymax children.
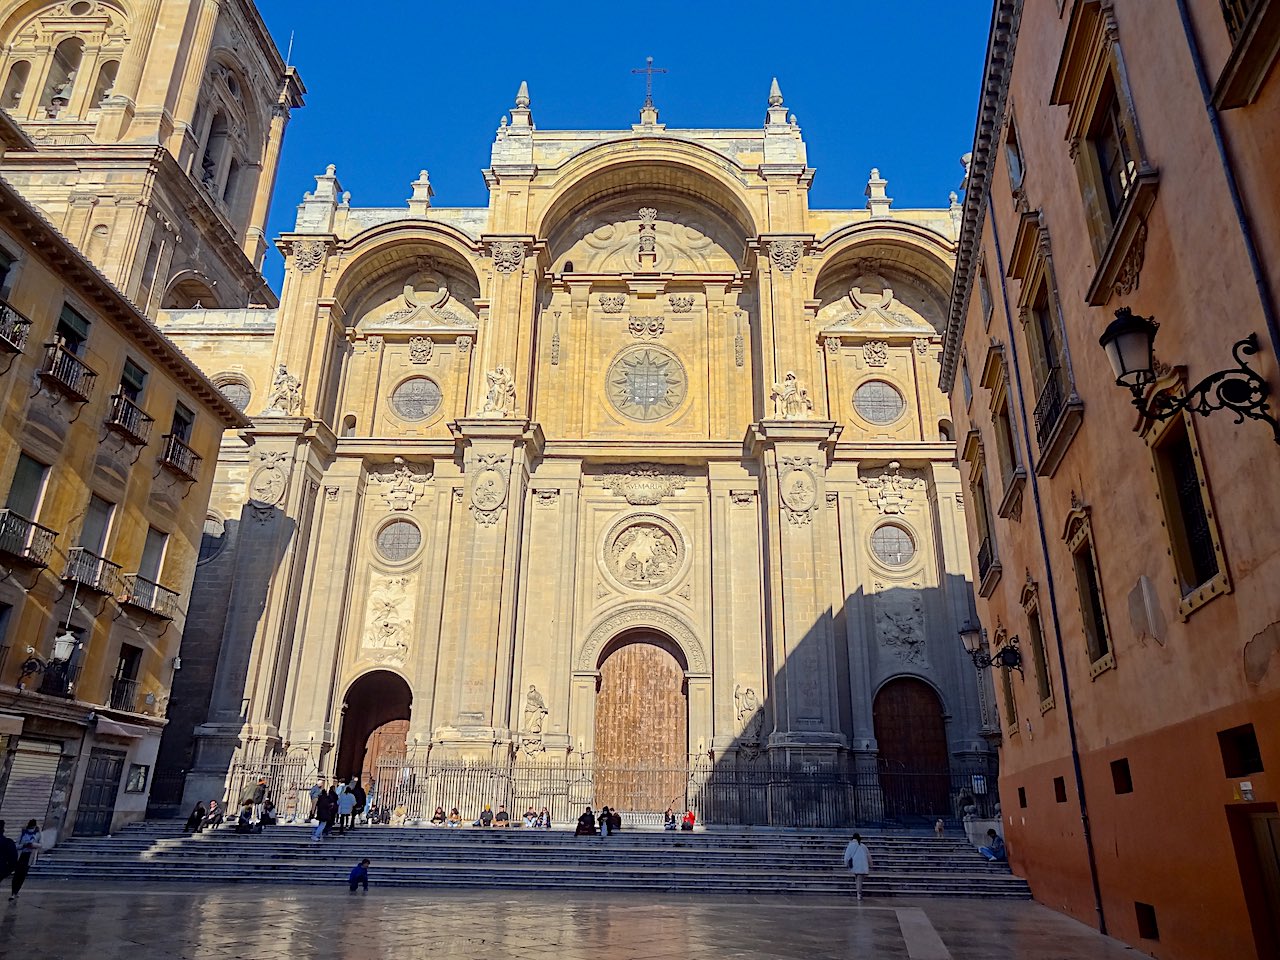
<box><xmin>337</xmin><ymin>784</ymin><xmax>357</xmax><ymax>833</ymax></box>
<box><xmin>312</xmin><ymin>789</ymin><xmax>334</xmax><ymax>841</ymax></box>
<box><xmin>251</xmin><ymin>778</ymin><xmax>268</xmax><ymax>822</ymax></box>
<box><xmin>348</xmin><ymin>858</ymin><xmax>371</xmax><ymax>893</ymax></box>
<box><xmin>10</xmin><ymin>820</ymin><xmax>41</xmax><ymax>900</ymax></box>
<box><xmin>0</xmin><ymin>822</ymin><xmax>16</xmax><ymax>888</ymax></box>
<box><xmin>843</xmin><ymin>833</ymin><xmax>872</xmax><ymax>901</ymax></box>
<box><xmin>351</xmin><ymin>779</ymin><xmax>367</xmax><ymax>826</ymax></box>
<box><xmin>307</xmin><ymin>780</ymin><xmax>324</xmax><ymax>822</ymax></box>
<box><xmin>325</xmin><ymin>785</ymin><xmax>340</xmax><ymax>836</ymax></box>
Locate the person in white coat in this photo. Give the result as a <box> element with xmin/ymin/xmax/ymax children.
<box><xmin>843</xmin><ymin>832</ymin><xmax>871</xmax><ymax>901</ymax></box>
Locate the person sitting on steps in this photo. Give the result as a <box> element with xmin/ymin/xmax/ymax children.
<box><xmin>663</xmin><ymin>807</ymin><xmax>678</xmax><ymax>831</ymax></box>
<box><xmin>474</xmin><ymin>804</ymin><xmax>494</xmax><ymax>828</ymax></box>
<box><xmin>430</xmin><ymin>806</ymin><xmax>447</xmax><ymax>826</ymax></box>
<box><xmin>979</xmin><ymin>829</ymin><xmax>1006</xmax><ymax>862</ymax></box>
<box><xmin>494</xmin><ymin>804</ymin><xmax>511</xmax><ymax>828</ymax></box>
<box><xmin>446</xmin><ymin>807</ymin><xmax>462</xmax><ymax>827</ymax></box>
<box><xmin>575</xmin><ymin>806</ymin><xmax>597</xmax><ymax>836</ymax></box>
<box><xmin>681</xmin><ymin>809</ymin><xmax>696</xmax><ymax>831</ymax></box>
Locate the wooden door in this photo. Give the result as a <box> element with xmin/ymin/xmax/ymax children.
<box><xmin>594</xmin><ymin>638</ymin><xmax>687</xmax><ymax>812</ymax></box>
<box><xmin>873</xmin><ymin>678</ymin><xmax>951</xmax><ymax>819</ymax></box>
<box><xmin>72</xmin><ymin>749</ymin><xmax>125</xmax><ymax>836</ymax></box>
<box><xmin>361</xmin><ymin>720</ymin><xmax>409</xmax><ymax>787</ymax></box>
<box><xmin>1250</xmin><ymin>813</ymin><xmax>1280</xmax><ymax>955</ymax></box>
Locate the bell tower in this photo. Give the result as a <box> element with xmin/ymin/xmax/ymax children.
<box><xmin>0</xmin><ymin>0</ymin><xmax>303</xmax><ymax>311</ymax></box>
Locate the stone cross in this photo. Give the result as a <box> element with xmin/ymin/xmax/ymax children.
<box><xmin>631</xmin><ymin>56</ymin><xmax>667</xmax><ymax>109</ymax></box>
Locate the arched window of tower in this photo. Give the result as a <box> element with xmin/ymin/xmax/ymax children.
<box><xmin>41</xmin><ymin>37</ymin><xmax>84</xmax><ymax>117</ymax></box>
<box><xmin>92</xmin><ymin>59</ymin><xmax>119</xmax><ymax>106</ymax></box>
<box><xmin>2</xmin><ymin>62</ymin><xmax>29</xmax><ymax>111</ymax></box>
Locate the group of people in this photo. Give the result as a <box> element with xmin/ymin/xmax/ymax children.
<box><xmin>309</xmin><ymin>777</ymin><xmax>368</xmax><ymax>841</ymax></box>
<box><xmin>573</xmin><ymin>806</ymin><xmax>623</xmax><ymax>836</ymax></box>
<box><xmin>663</xmin><ymin>808</ymin><xmax>697</xmax><ymax>831</ymax></box>
<box><xmin>0</xmin><ymin>820</ymin><xmax>41</xmax><ymax>901</ymax></box>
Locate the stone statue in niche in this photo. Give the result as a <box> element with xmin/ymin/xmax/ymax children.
<box><xmin>265</xmin><ymin>364</ymin><xmax>301</xmax><ymax>416</ymax></box>
<box><xmin>770</xmin><ymin>371</ymin><xmax>813</xmax><ymax>419</ymax></box>
<box><xmin>523</xmin><ymin>685</ymin><xmax>548</xmax><ymax>733</ymax></box>
<box><xmin>734</xmin><ymin>684</ymin><xmax>764</xmax><ymax>746</ymax></box>
<box><xmin>478</xmin><ymin>366</ymin><xmax>517</xmax><ymax>418</ymax></box>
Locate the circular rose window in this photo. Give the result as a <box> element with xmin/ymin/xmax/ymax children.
<box><xmin>607</xmin><ymin>346</ymin><xmax>687</xmax><ymax>422</ymax></box>
<box><xmin>870</xmin><ymin>524</ymin><xmax>915</xmax><ymax>566</ymax></box>
<box><xmin>390</xmin><ymin>377</ymin><xmax>443</xmax><ymax>421</ymax></box>
<box><xmin>376</xmin><ymin>519</ymin><xmax>422</xmax><ymax>562</ymax></box>
<box><xmin>854</xmin><ymin>381</ymin><xmax>905</xmax><ymax>425</ymax></box>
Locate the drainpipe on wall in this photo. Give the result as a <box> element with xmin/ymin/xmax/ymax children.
<box><xmin>985</xmin><ymin>195</ymin><xmax>1107</xmax><ymax>935</ymax></box>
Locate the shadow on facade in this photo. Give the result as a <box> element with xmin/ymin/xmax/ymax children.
<box><xmin>149</xmin><ymin>505</ymin><xmax>297</xmax><ymax>815</ymax></box>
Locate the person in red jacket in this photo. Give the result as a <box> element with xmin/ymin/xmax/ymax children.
<box><xmin>681</xmin><ymin>809</ymin><xmax>696</xmax><ymax>831</ymax></box>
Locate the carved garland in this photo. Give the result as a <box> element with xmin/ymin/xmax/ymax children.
<box><xmin>292</xmin><ymin>239</ymin><xmax>327</xmax><ymax>273</ymax></box>
<box><xmin>768</xmin><ymin>239</ymin><xmax>804</xmax><ymax>273</ymax></box>
<box><xmin>490</xmin><ymin>240</ymin><xmax>526</xmax><ymax>274</ymax></box>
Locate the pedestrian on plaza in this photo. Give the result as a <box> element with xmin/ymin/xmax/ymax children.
<box><xmin>843</xmin><ymin>832</ymin><xmax>871</xmax><ymax>901</ymax></box>
<box><xmin>337</xmin><ymin>786</ymin><xmax>356</xmax><ymax>833</ymax></box>
<box><xmin>325</xmin><ymin>786</ymin><xmax>340</xmax><ymax>835</ymax></box>
<box><xmin>10</xmin><ymin>820</ymin><xmax>41</xmax><ymax>900</ymax></box>
<box><xmin>308</xmin><ymin>780</ymin><xmax>324</xmax><ymax>822</ymax></box>
<box><xmin>348</xmin><ymin>858</ymin><xmax>371</xmax><ymax>894</ymax></box>
<box><xmin>0</xmin><ymin>821</ymin><xmax>17</xmax><ymax>887</ymax></box>
<box><xmin>312</xmin><ymin>789</ymin><xmax>334</xmax><ymax>841</ymax></box>
<box><xmin>934</xmin><ymin>819</ymin><xmax>945</xmax><ymax>839</ymax></box>
<box><xmin>183</xmin><ymin>803</ymin><xmax>206</xmax><ymax>833</ymax></box>
<box><xmin>979</xmin><ymin>829</ymin><xmax>1006</xmax><ymax>862</ymax></box>
<box><xmin>598</xmin><ymin>805</ymin><xmax>611</xmax><ymax>837</ymax></box>
<box><xmin>351</xmin><ymin>779</ymin><xmax>367</xmax><ymax>825</ymax></box>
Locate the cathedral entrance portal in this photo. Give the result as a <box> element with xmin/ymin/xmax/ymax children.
<box><xmin>873</xmin><ymin>677</ymin><xmax>951</xmax><ymax>820</ymax></box>
<box><xmin>336</xmin><ymin>671</ymin><xmax>412</xmax><ymax>787</ymax></box>
<box><xmin>593</xmin><ymin>633</ymin><xmax>688</xmax><ymax>813</ymax></box>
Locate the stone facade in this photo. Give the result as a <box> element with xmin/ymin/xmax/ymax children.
<box><xmin>160</xmin><ymin>79</ymin><xmax>991</xmax><ymax>813</ymax></box>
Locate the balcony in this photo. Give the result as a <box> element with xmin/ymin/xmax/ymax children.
<box><xmin>976</xmin><ymin>535</ymin><xmax>1002</xmax><ymax>598</ymax></box>
<box><xmin>108</xmin><ymin>675</ymin><xmax>140</xmax><ymax>712</ymax></box>
<box><xmin>1032</xmin><ymin>370</ymin><xmax>1084</xmax><ymax>479</ymax></box>
<box><xmin>63</xmin><ymin>547</ymin><xmax>123</xmax><ymax>595</ymax></box>
<box><xmin>0</xmin><ymin>509</ymin><xmax>57</xmax><ymax>566</ymax></box>
<box><xmin>119</xmin><ymin>574</ymin><xmax>179</xmax><ymax>620</ymax></box>
<box><xmin>159</xmin><ymin>434</ymin><xmax>201</xmax><ymax>481</ymax></box>
<box><xmin>36</xmin><ymin>659</ymin><xmax>79</xmax><ymax>698</ymax></box>
<box><xmin>0</xmin><ymin>298</ymin><xmax>32</xmax><ymax>354</ymax></box>
<box><xmin>105</xmin><ymin>394</ymin><xmax>154</xmax><ymax>446</ymax></box>
<box><xmin>1223</xmin><ymin>0</ymin><xmax>1261</xmax><ymax>41</ymax></box>
<box><xmin>38</xmin><ymin>341</ymin><xmax>98</xmax><ymax>403</ymax></box>
<box><xmin>1214</xmin><ymin>0</ymin><xmax>1279</xmax><ymax>108</ymax></box>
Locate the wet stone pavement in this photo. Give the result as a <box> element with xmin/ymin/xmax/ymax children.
<box><xmin>1</xmin><ymin>884</ymin><xmax>1152</xmax><ymax>960</ymax></box>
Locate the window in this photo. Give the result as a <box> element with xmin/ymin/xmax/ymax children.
<box><xmin>1027</xmin><ymin>608</ymin><xmax>1053</xmax><ymax>708</ymax></box>
<box><xmin>79</xmin><ymin>495</ymin><xmax>114</xmax><ymax>554</ymax></box>
<box><xmin>981</xmin><ymin>347</ymin><xmax>1024</xmax><ymax>517</ymax></box>
<box><xmin>1218</xmin><ymin>724</ymin><xmax>1264</xmax><ymax>777</ymax></box>
<box><xmin>870</xmin><ymin>525</ymin><xmax>915</xmax><ymax>566</ymax></box>
<box><xmin>170</xmin><ymin>403</ymin><xmax>194</xmax><ymax>443</ymax></box>
<box><xmin>2</xmin><ymin>61</ymin><xmax>29</xmax><ymax>110</ymax></box>
<box><xmin>1000</xmin><ymin>656</ymin><xmax>1018</xmax><ymax>731</ymax></box>
<box><xmin>115</xmin><ymin>642</ymin><xmax>142</xmax><ymax>683</ymax></box>
<box><xmin>390</xmin><ymin>378</ymin><xmax>443</xmax><ymax>421</ymax></box>
<box><xmin>0</xmin><ymin>247</ymin><xmax>14</xmax><ymax>295</ymax></box>
<box><xmin>1111</xmin><ymin>758</ymin><xmax>1133</xmax><ymax>794</ymax></box>
<box><xmin>963</xmin><ymin>430</ymin><xmax>1002</xmax><ymax>597</ymax></box>
<box><xmin>119</xmin><ymin>359</ymin><xmax>147</xmax><ymax>402</ymax></box>
<box><xmin>1091</xmin><ymin>76</ymin><xmax>1139</xmax><ymax>223</ymax></box>
<box><xmin>198</xmin><ymin>515</ymin><xmax>226</xmax><ymax>565</ymax></box>
<box><xmin>1066</xmin><ymin>504</ymin><xmax>1113</xmax><ymax>676</ymax></box>
<box><xmin>978</xmin><ymin>264</ymin><xmax>995</xmax><ymax>326</ymax></box>
<box><xmin>57</xmin><ymin>303</ymin><xmax>91</xmax><ymax>355</ymax></box>
<box><xmin>1053</xmin><ymin>776</ymin><xmax>1068</xmax><ymax>803</ymax></box>
<box><xmin>1017</xmin><ymin>786</ymin><xmax>1027</xmax><ymax>809</ymax></box>
<box><xmin>139</xmin><ymin>527</ymin><xmax>168</xmax><ymax>582</ymax></box>
<box><xmin>854</xmin><ymin>381</ymin><xmax>906</xmax><ymax>425</ymax></box>
<box><xmin>1215</xmin><ymin>0</ymin><xmax>1280</xmax><ymax>108</ymax></box>
<box><xmin>960</xmin><ymin>355</ymin><xmax>973</xmax><ymax>407</ymax></box>
<box><xmin>1135</xmin><ymin>903</ymin><xmax>1159</xmax><ymax>941</ymax></box>
<box><xmin>125</xmin><ymin>764</ymin><xmax>149</xmax><ymax>794</ymax></box>
<box><xmin>40</xmin><ymin>37</ymin><xmax>84</xmax><ymax>116</ymax></box>
<box><xmin>1005</xmin><ymin>112</ymin><xmax>1026</xmax><ymax>190</ymax></box>
<box><xmin>92</xmin><ymin>59</ymin><xmax>118</xmax><ymax>106</ymax></box>
<box><xmin>1152</xmin><ymin>416</ymin><xmax>1223</xmax><ymax>599</ymax></box>
<box><xmin>376</xmin><ymin>519</ymin><xmax>422</xmax><ymax>562</ymax></box>
<box><xmin>6</xmin><ymin>453</ymin><xmax>48</xmax><ymax>519</ymax></box>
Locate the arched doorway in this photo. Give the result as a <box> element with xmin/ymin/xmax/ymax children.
<box><xmin>335</xmin><ymin>671</ymin><xmax>412</xmax><ymax>789</ymax></box>
<box><xmin>593</xmin><ymin>632</ymin><xmax>688</xmax><ymax>813</ymax></box>
<box><xmin>873</xmin><ymin>677</ymin><xmax>951</xmax><ymax>820</ymax></box>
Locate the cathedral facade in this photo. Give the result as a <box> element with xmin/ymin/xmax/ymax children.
<box><xmin>160</xmin><ymin>83</ymin><xmax>994</xmax><ymax>820</ymax></box>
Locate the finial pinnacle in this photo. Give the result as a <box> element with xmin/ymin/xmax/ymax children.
<box><xmin>768</xmin><ymin>77</ymin><xmax>784</xmax><ymax>107</ymax></box>
<box><xmin>515</xmin><ymin>81</ymin><xmax>530</xmax><ymax>109</ymax></box>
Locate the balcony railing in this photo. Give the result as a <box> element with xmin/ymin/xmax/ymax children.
<box><xmin>109</xmin><ymin>675</ymin><xmax>140</xmax><ymax>712</ymax></box>
<box><xmin>37</xmin><ymin>659</ymin><xmax>79</xmax><ymax>698</ymax></box>
<box><xmin>39</xmin><ymin>341</ymin><xmax>98</xmax><ymax>402</ymax></box>
<box><xmin>1222</xmin><ymin>0</ymin><xmax>1260</xmax><ymax>41</ymax></box>
<box><xmin>63</xmin><ymin>547</ymin><xmax>123</xmax><ymax>595</ymax></box>
<box><xmin>0</xmin><ymin>643</ymin><xmax>9</xmax><ymax>677</ymax></box>
<box><xmin>159</xmin><ymin>433</ymin><xmax>201</xmax><ymax>481</ymax></box>
<box><xmin>0</xmin><ymin>509</ymin><xmax>57</xmax><ymax>566</ymax></box>
<box><xmin>105</xmin><ymin>394</ymin><xmax>155</xmax><ymax>445</ymax></box>
<box><xmin>0</xmin><ymin>297</ymin><xmax>32</xmax><ymax>354</ymax></box>
<box><xmin>1033</xmin><ymin>370</ymin><xmax>1068</xmax><ymax>450</ymax></box>
<box><xmin>977</xmin><ymin>536</ymin><xmax>995</xmax><ymax>582</ymax></box>
<box><xmin>120</xmin><ymin>574</ymin><xmax>179</xmax><ymax>620</ymax></box>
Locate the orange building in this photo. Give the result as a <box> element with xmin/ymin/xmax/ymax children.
<box><xmin>942</xmin><ymin>2</ymin><xmax>1280</xmax><ymax>958</ymax></box>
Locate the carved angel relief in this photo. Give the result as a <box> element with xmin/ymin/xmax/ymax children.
<box><xmin>875</xmin><ymin>592</ymin><xmax>926</xmax><ymax>665</ymax></box>
<box><xmin>363</xmin><ymin>575</ymin><xmax>414</xmax><ymax>663</ymax></box>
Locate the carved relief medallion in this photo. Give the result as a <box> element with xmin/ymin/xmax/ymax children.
<box><xmin>605</xmin><ymin>515</ymin><xmax>685</xmax><ymax>591</ymax></box>
<box><xmin>470</xmin><ymin>452</ymin><xmax>510</xmax><ymax>525</ymax></box>
<box><xmin>875</xmin><ymin>591</ymin><xmax>926</xmax><ymax>665</ymax></box>
<box><xmin>247</xmin><ymin>450</ymin><xmax>289</xmax><ymax>522</ymax></box>
<box><xmin>778</xmin><ymin>456</ymin><xmax>818</xmax><ymax>526</ymax></box>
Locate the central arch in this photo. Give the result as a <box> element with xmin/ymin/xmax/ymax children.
<box><xmin>593</xmin><ymin>630</ymin><xmax>688</xmax><ymax>813</ymax></box>
<box><xmin>336</xmin><ymin>670</ymin><xmax>412</xmax><ymax>788</ymax></box>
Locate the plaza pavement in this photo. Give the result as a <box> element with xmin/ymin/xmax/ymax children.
<box><xmin>0</xmin><ymin>883</ymin><xmax>1152</xmax><ymax>959</ymax></box>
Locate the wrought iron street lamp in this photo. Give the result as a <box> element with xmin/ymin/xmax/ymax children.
<box><xmin>959</xmin><ymin>622</ymin><xmax>1023</xmax><ymax>675</ymax></box>
<box><xmin>1098</xmin><ymin>307</ymin><xmax>1280</xmax><ymax>443</ymax></box>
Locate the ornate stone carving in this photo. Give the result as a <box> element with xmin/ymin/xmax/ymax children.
<box><xmin>490</xmin><ymin>240</ymin><xmax>525</xmax><ymax>273</ymax></box>
<box><xmin>955</xmin><ymin>492</ymin><xmax>964</xmax><ymax>509</ymax></box>
<box><xmin>824</xmin><ymin>337</ymin><xmax>840</xmax><ymax>354</ymax></box>
<box><xmin>247</xmin><ymin>450</ymin><xmax>290</xmax><ymax>522</ymax></box>
<box><xmin>578</xmin><ymin>604</ymin><xmax>707</xmax><ymax>672</ymax></box>
<box><xmin>363</xmin><ymin>574</ymin><xmax>413</xmax><ymax>662</ymax></box>
<box><xmin>768</xmin><ymin>238</ymin><xmax>803</xmax><ymax>273</ymax></box>
<box><xmin>457</xmin><ymin>335</ymin><xmax>472</xmax><ymax>354</ymax></box>
<box><xmin>550</xmin><ymin>310</ymin><xmax>561</xmax><ymax>366</ymax></box>
<box><xmin>599</xmin><ymin>294</ymin><xmax>626</xmax><ymax>314</ymax></box>
<box><xmin>628</xmin><ymin>316</ymin><xmax>665</xmax><ymax>339</ymax></box>
<box><xmin>367</xmin><ymin>335</ymin><xmax>383</xmax><ymax>352</ymax></box>
<box><xmin>605</xmin><ymin>515</ymin><xmax>684</xmax><ymax>590</ymax></box>
<box><xmin>914</xmin><ymin>337</ymin><xmax>931</xmax><ymax>356</ymax></box>
<box><xmin>668</xmin><ymin>295</ymin><xmax>694</xmax><ymax>313</ymax></box>
<box><xmin>600</xmin><ymin>463</ymin><xmax>689</xmax><ymax>505</ymax></box>
<box><xmin>532</xmin><ymin>488</ymin><xmax>560</xmax><ymax>506</ymax></box>
<box><xmin>324</xmin><ymin>486</ymin><xmax>340</xmax><ymax>502</ymax></box>
<box><xmin>677</xmin><ymin>583</ymin><xmax>693</xmax><ymax>601</ymax></box>
<box><xmin>369</xmin><ymin>457</ymin><xmax>432</xmax><ymax>511</ymax></box>
<box><xmin>778</xmin><ymin>456</ymin><xmax>819</xmax><ymax>526</ymax></box>
<box><xmin>734</xmin><ymin>683</ymin><xmax>764</xmax><ymax>750</ymax></box>
<box><xmin>409</xmin><ymin>336</ymin><xmax>434</xmax><ymax>363</ymax></box>
<box><xmin>770</xmin><ymin>371</ymin><xmax>813</xmax><ymax>419</ymax></box>
<box><xmin>734</xmin><ymin>310</ymin><xmax>746</xmax><ymax>369</ymax></box>
<box><xmin>477</xmin><ymin>366</ymin><xmax>517</xmax><ymax>418</ymax></box>
<box><xmin>875</xmin><ymin>592</ymin><xmax>926</xmax><ymax>665</ymax></box>
<box><xmin>729</xmin><ymin>489</ymin><xmax>757</xmax><ymax>505</ymax></box>
<box><xmin>292</xmin><ymin>238</ymin><xmax>327</xmax><ymax>273</ymax></box>
<box><xmin>638</xmin><ymin>207</ymin><xmax>658</xmax><ymax>225</ymax></box>
<box><xmin>522</xmin><ymin>684</ymin><xmax>548</xmax><ymax>734</ymax></box>
<box><xmin>470</xmin><ymin>452</ymin><xmax>510</xmax><ymax>526</ymax></box>
<box><xmin>863</xmin><ymin>341</ymin><xmax>889</xmax><ymax>367</ymax></box>
<box><xmin>1113</xmin><ymin>221</ymin><xmax>1147</xmax><ymax>298</ymax></box>
<box><xmin>860</xmin><ymin>461</ymin><xmax>924</xmax><ymax>515</ymax></box>
<box><xmin>264</xmin><ymin>363</ymin><xmax>301</xmax><ymax>416</ymax></box>
<box><xmin>607</xmin><ymin>346</ymin><xmax>687</xmax><ymax>421</ymax></box>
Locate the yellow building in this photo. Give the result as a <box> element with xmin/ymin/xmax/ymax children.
<box><xmin>0</xmin><ymin>109</ymin><xmax>244</xmax><ymax>843</ymax></box>
<box><xmin>159</xmin><ymin>81</ymin><xmax>996</xmax><ymax>826</ymax></box>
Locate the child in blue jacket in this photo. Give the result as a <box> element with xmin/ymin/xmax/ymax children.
<box><xmin>348</xmin><ymin>858</ymin><xmax>371</xmax><ymax>892</ymax></box>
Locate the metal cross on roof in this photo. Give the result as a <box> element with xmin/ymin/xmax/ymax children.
<box><xmin>631</xmin><ymin>56</ymin><xmax>667</xmax><ymax>109</ymax></box>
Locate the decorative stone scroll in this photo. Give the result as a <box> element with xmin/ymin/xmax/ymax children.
<box><xmin>1114</xmin><ymin>221</ymin><xmax>1147</xmax><ymax>298</ymax></box>
<box><xmin>470</xmin><ymin>452</ymin><xmax>510</xmax><ymax>526</ymax></box>
<box><xmin>668</xmin><ymin>295</ymin><xmax>694</xmax><ymax>313</ymax></box>
<box><xmin>368</xmin><ymin>457</ymin><xmax>432</xmax><ymax>511</ymax></box>
<box><xmin>863</xmin><ymin>341</ymin><xmax>889</xmax><ymax>367</ymax></box>
<box><xmin>600</xmin><ymin>463</ymin><xmax>689</xmax><ymax>505</ymax></box>
<box><xmin>778</xmin><ymin>456</ymin><xmax>819</xmax><ymax>526</ymax></box>
<box><xmin>291</xmin><ymin>238</ymin><xmax>327</xmax><ymax>273</ymax></box>
<box><xmin>768</xmin><ymin>238</ymin><xmax>804</xmax><ymax>273</ymax></box>
<box><xmin>599</xmin><ymin>294</ymin><xmax>626</xmax><ymax>314</ymax></box>
<box><xmin>628</xmin><ymin>316</ymin><xmax>665</xmax><ymax>339</ymax></box>
<box><xmin>490</xmin><ymin>240</ymin><xmax>525</xmax><ymax>274</ymax></box>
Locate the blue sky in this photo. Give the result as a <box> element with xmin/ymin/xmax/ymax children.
<box><xmin>257</xmin><ymin>1</ymin><xmax>990</xmax><ymax>290</ymax></box>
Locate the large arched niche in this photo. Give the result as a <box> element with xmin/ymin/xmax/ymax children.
<box><xmin>534</xmin><ymin>144</ymin><xmax>759</xmax><ymax>250</ymax></box>
<box><xmin>812</xmin><ymin>228</ymin><xmax>955</xmax><ymax>335</ymax></box>
<box><xmin>576</xmin><ymin>603</ymin><xmax>709</xmax><ymax>675</ymax></box>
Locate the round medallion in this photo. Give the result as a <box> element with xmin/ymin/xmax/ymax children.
<box><xmin>248</xmin><ymin>467</ymin><xmax>286</xmax><ymax>507</ymax></box>
<box><xmin>779</xmin><ymin>463</ymin><xmax>818</xmax><ymax>515</ymax></box>
<box><xmin>376</xmin><ymin>519</ymin><xmax>422</xmax><ymax>563</ymax></box>
<box><xmin>854</xmin><ymin>380</ymin><xmax>906</xmax><ymax>425</ymax></box>
<box><xmin>607</xmin><ymin>345</ymin><xmax>687</xmax><ymax>422</ymax></box>
<box><xmin>605</xmin><ymin>515</ymin><xmax>685</xmax><ymax>591</ymax></box>
<box><xmin>870</xmin><ymin>524</ymin><xmax>915</xmax><ymax>566</ymax></box>
<box><xmin>390</xmin><ymin>376</ymin><xmax>443</xmax><ymax>421</ymax></box>
<box><xmin>472</xmin><ymin>468</ymin><xmax>507</xmax><ymax>512</ymax></box>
